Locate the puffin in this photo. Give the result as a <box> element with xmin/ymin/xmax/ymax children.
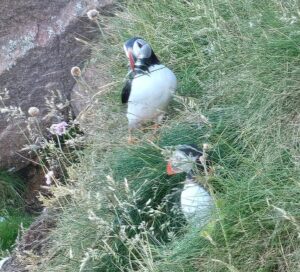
<box><xmin>122</xmin><ymin>37</ymin><xmax>177</xmax><ymax>142</ymax></box>
<box><xmin>166</xmin><ymin>144</ymin><xmax>214</xmax><ymax>226</ymax></box>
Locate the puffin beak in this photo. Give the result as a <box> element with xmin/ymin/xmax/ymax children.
<box><xmin>167</xmin><ymin>161</ymin><xmax>177</xmax><ymax>175</ymax></box>
<box><xmin>128</xmin><ymin>50</ymin><xmax>135</xmax><ymax>71</ymax></box>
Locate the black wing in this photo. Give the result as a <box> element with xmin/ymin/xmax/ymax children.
<box><xmin>121</xmin><ymin>79</ymin><xmax>132</xmax><ymax>104</ymax></box>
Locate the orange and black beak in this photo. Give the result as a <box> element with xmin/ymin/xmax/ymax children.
<box><xmin>124</xmin><ymin>37</ymin><xmax>145</xmax><ymax>71</ymax></box>
<box><xmin>128</xmin><ymin>50</ymin><xmax>135</xmax><ymax>71</ymax></box>
<box><xmin>167</xmin><ymin>161</ymin><xmax>177</xmax><ymax>175</ymax></box>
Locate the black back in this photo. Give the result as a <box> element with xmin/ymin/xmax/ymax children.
<box><xmin>121</xmin><ymin>79</ymin><xmax>132</xmax><ymax>104</ymax></box>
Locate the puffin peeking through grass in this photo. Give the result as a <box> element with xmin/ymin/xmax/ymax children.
<box><xmin>166</xmin><ymin>144</ymin><xmax>214</xmax><ymax>227</ymax></box>
<box><xmin>122</xmin><ymin>37</ymin><xmax>177</xmax><ymax>143</ymax></box>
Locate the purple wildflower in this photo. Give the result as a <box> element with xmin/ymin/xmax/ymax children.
<box><xmin>49</xmin><ymin>121</ymin><xmax>68</xmax><ymax>136</ymax></box>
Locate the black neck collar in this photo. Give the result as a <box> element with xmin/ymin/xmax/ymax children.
<box><xmin>133</xmin><ymin>52</ymin><xmax>160</xmax><ymax>74</ymax></box>
<box><xmin>187</xmin><ymin>170</ymin><xmax>196</xmax><ymax>180</ymax></box>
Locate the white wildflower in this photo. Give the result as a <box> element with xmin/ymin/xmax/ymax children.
<box><xmin>203</xmin><ymin>143</ymin><xmax>211</xmax><ymax>151</ymax></box>
<box><xmin>45</xmin><ymin>171</ymin><xmax>54</xmax><ymax>185</ymax></box>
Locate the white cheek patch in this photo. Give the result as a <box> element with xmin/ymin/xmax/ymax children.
<box><xmin>139</xmin><ymin>44</ymin><xmax>152</xmax><ymax>59</ymax></box>
<box><xmin>170</xmin><ymin>150</ymin><xmax>196</xmax><ymax>173</ymax></box>
<box><xmin>132</xmin><ymin>39</ymin><xmax>152</xmax><ymax>59</ymax></box>
<box><xmin>132</xmin><ymin>41</ymin><xmax>141</xmax><ymax>58</ymax></box>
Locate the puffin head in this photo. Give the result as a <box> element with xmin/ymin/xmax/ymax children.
<box><xmin>123</xmin><ymin>37</ymin><xmax>160</xmax><ymax>71</ymax></box>
<box><xmin>166</xmin><ymin>145</ymin><xmax>205</xmax><ymax>175</ymax></box>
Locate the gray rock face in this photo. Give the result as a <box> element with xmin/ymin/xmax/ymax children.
<box><xmin>70</xmin><ymin>62</ymin><xmax>111</xmax><ymax>117</ymax></box>
<box><xmin>0</xmin><ymin>0</ymin><xmax>113</xmax><ymax>170</ymax></box>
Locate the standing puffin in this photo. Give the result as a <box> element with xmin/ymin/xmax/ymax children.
<box><xmin>166</xmin><ymin>144</ymin><xmax>214</xmax><ymax>226</ymax></box>
<box><xmin>122</xmin><ymin>37</ymin><xmax>177</xmax><ymax>142</ymax></box>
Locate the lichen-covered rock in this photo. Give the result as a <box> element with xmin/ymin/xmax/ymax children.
<box><xmin>0</xmin><ymin>0</ymin><xmax>114</xmax><ymax>170</ymax></box>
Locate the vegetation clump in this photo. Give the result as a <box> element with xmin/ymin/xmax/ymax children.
<box><xmin>0</xmin><ymin>172</ymin><xmax>33</xmax><ymax>253</ymax></box>
<box><xmin>22</xmin><ymin>0</ymin><xmax>300</xmax><ymax>271</ymax></box>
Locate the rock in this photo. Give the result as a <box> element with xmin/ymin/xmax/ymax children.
<box><xmin>0</xmin><ymin>0</ymin><xmax>114</xmax><ymax>170</ymax></box>
<box><xmin>70</xmin><ymin>62</ymin><xmax>111</xmax><ymax>117</ymax></box>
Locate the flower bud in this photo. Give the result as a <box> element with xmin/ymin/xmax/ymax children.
<box><xmin>71</xmin><ymin>66</ymin><xmax>82</xmax><ymax>77</ymax></box>
<box><xmin>28</xmin><ymin>107</ymin><xmax>40</xmax><ymax>117</ymax></box>
<box><xmin>87</xmin><ymin>9</ymin><xmax>99</xmax><ymax>21</ymax></box>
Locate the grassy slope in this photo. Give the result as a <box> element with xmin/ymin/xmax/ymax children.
<box><xmin>38</xmin><ymin>0</ymin><xmax>300</xmax><ymax>271</ymax></box>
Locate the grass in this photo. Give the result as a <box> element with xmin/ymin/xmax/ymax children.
<box><xmin>0</xmin><ymin>213</ymin><xmax>33</xmax><ymax>251</ymax></box>
<box><xmin>33</xmin><ymin>0</ymin><xmax>300</xmax><ymax>271</ymax></box>
<box><xmin>0</xmin><ymin>171</ymin><xmax>24</xmax><ymax>209</ymax></box>
<box><xmin>0</xmin><ymin>171</ymin><xmax>33</xmax><ymax>253</ymax></box>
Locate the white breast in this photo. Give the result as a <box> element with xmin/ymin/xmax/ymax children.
<box><xmin>127</xmin><ymin>64</ymin><xmax>176</xmax><ymax>128</ymax></box>
<box><xmin>180</xmin><ymin>182</ymin><xmax>213</xmax><ymax>227</ymax></box>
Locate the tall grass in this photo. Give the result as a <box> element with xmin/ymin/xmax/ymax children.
<box><xmin>37</xmin><ymin>0</ymin><xmax>300</xmax><ymax>271</ymax></box>
<box><xmin>0</xmin><ymin>171</ymin><xmax>33</xmax><ymax>253</ymax></box>
<box><xmin>0</xmin><ymin>171</ymin><xmax>24</xmax><ymax>210</ymax></box>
